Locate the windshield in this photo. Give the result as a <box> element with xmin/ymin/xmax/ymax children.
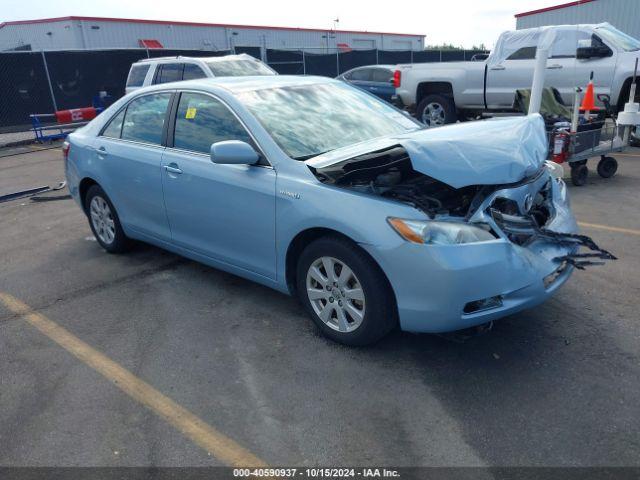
<box><xmin>207</xmin><ymin>59</ymin><xmax>275</xmax><ymax>77</ymax></box>
<box><xmin>237</xmin><ymin>82</ymin><xmax>422</xmax><ymax>159</ymax></box>
<box><xmin>595</xmin><ymin>25</ymin><xmax>640</xmax><ymax>51</ymax></box>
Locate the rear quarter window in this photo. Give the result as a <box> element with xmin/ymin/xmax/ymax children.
<box><xmin>127</xmin><ymin>64</ymin><xmax>150</xmax><ymax>87</ymax></box>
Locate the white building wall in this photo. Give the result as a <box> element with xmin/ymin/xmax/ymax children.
<box><xmin>516</xmin><ymin>0</ymin><xmax>640</xmax><ymax>40</ymax></box>
<box><xmin>0</xmin><ymin>18</ymin><xmax>424</xmax><ymax>52</ymax></box>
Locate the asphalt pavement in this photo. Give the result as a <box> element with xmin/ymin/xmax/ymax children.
<box><xmin>0</xmin><ymin>145</ymin><xmax>638</xmax><ymax>468</ymax></box>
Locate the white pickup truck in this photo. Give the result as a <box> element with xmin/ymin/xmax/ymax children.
<box><xmin>396</xmin><ymin>23</ymin><xmax>640</xmax><ymax>126</ymax></box>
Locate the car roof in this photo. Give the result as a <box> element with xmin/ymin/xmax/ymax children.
<box><xmin>136</xmin><ymin>75</ymin><xmax>336</xmax><ymax>94</ymax></box>
<box><xmin>135</xmin><ymin>53</ymin><xmax>257</xmax><ymax>64</ymax></box>
<box><xmin>350</xmin><ymin>64</ymin><xmax>396</xmax><ymax>70</ymax></box>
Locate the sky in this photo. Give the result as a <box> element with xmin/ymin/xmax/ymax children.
<box><xmin>1</xmin><ymin>0</ymin><xmax>568</xmax><ymax>49</ymax></box>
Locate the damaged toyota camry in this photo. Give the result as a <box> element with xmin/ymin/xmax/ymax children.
<box><xmin>65</xmin><ymin>76</ymin><xmax>614</xmax><ymax>346</ymax></box>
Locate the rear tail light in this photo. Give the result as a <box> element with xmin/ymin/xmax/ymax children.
<box><xmin>392</xmin><ymin>70</ymin><xmax>401</xmax><ymax>88</ymax></box>
<box><xmin>62</xmin><ymin>141</ymin><xmax>70</xmax><ymax>160</ymax></box>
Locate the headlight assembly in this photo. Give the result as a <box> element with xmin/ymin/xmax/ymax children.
<box><xmin>388</xmin><ymin>218</ymin><xmax>496</xmax><ymax>245</ymax></box>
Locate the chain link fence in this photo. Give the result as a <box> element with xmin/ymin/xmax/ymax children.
<box><xmin>0</xmin><ymin>47</ymin><xmax>488</xmax><ymax>132</ymax></box>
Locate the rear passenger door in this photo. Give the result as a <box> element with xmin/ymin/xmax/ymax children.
<box><xmin>153</xmin><ymin>63</ymin><xmax>184</xmax><ymax>84</ymax></box>
<box><xmin>161</xmin><ymin>91</ymin><xmax>276</xmax><ymax>279</ymax></box>
<box><xmin>93</xmin><ymin>92</ymin><xmax>173</xmax><ymax>240</ymax></box>
<box><xmin>369</xmin><ymin>68</ymin><xmax>396</xmax><ymax>102</ymax></box>
<box><xmin>182</xmin><ymin>63</ymin><xmax>208</xmax><ymax>80</ymax></box>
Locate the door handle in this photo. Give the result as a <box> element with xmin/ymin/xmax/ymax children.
<box><xmin>96</xmin><ymin>146</ymin><xmax>108</xmax><ymax>157</ymax></box>
<box><xmin>490</xmin><ymin>65</ymin><xmax>505</xmax><ymax>71</ymax></box>
<box><xmin>547</xmin><ymin>64</ymin><xmax>563</xmax><ymax>69</ymax></box>
<box><xmin>164</xmin><ymin>164</ymin><xmax>183</xmax><ymax>175</ymax></box>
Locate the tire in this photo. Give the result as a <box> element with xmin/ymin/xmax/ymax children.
<box><xmin>84</xmin><ymin>184</ymin><xmax>130</xmax><ymax>253</ymax></box>
<box><xmin>296</xmin><ymin>236</ymin><xmax>397</xmax><ymax>346</ymax></box>
<box><xmin>597</xmin><ymin>156</ymin><xmax>618</xmax><ymax>179</ymax></box>
<box><xmin>570</xmin><ymin>164</ymin><xmax>589</xmax><ymax>187</ymax></box>
<box><xmin>416</xmin><ymin>94</ymin><xmax>457</xmax><ymax>127</ymax></box>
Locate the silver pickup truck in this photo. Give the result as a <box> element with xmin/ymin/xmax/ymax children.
<box><xmin>396</xmin><ymin>23</ymin><xmax>640</xmax><ymax>126</ymax></box>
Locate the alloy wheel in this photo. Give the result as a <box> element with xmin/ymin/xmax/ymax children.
<box><xmin>421</xmin><ymin>102</ymin><xmax>446</xmax><ymax>127</ymax></box>
<box><xmin>305</xmin><ymin>256</ymin><xmax>366</xmax><ymax>333</ymax></box>
<box><xmin>89</xmin><ymin>196</ymin><xmax>116</xmax><ymax>245</ymax></box>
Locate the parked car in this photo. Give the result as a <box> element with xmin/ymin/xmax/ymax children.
<box><xmin>395</xmin><ymin>23</ymin><xmax>640</xmax><ymax>126</ymax></box>
<box><xmin>337</xmin><ymin>65</ymin><xmax>401</xmax><ymax>105</ymax></box>
<box><xmin>65</xmin><ymin>76</ymin><xmax>591</xmax><ymax>346</ymax></box>
<box><xmin>125</xmin><ymin>53</ymin><xmax>276</xmax><ymax>94</ymax></box>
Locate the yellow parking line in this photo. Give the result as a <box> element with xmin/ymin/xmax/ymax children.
<box><xmin>578</xmin><ymin>221</ymin><xmax>640</xmax><ymax>236</ymax></box>
<box><xmin>0</xmin><ymin>292</ymin><xmax>267</xmax><ymax>468</ymax></box>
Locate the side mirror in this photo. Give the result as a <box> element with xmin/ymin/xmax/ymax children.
<box><xmin>576</xmin><ymin>46</ymin><xmax>611</xmax><ymax>60</ymax></box>
<box><xmin>210</xmin><ymin>140</ymin><xmax>259</xmax><ymax>165</ymax></box>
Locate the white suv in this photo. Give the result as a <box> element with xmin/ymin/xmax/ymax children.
<box><xmin>125</xmin><ymin>54</ymin><xmax>277</xmax><ymax>93</ymax></box>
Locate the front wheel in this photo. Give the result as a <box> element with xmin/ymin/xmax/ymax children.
<box><xmin>416</xmin><ymin>94</ymin><xmax>457</xmax><ymax>127</ymax></box>
<box><xmin>570</xmin><ymin>164</ymin><xmax>589</xmax><ymax>187</ymax></box>
<box><xmin>296</xmin><ymin>236</ymin><xmax>397</xmax><ymax>346</ymax></box>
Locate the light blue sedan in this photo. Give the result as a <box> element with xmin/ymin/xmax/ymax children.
<box><xmin>64</xmin><ymin>75</ymin><xmax>593</xmax><ymax>346</ymax></box>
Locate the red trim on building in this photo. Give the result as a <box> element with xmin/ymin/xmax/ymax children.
<box><xmin>515</xmin><ymin>0</ymin><xmax>596</xmax><ymax>18</ymax></box>
<box><xmin>0</xmin><ymin>16</ymin><xmax>424</xmax><ymax>38</ymax></box>
<box><xmin>139</xmin><ymin>39</ymin><xmax>163</xmax><ymax>49</ymax></box>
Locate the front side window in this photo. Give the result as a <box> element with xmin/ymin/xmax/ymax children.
<box><xmin>154</xmin><ymin>63</ymin><xmax>184</xmax><ymax>84</ymax></box>
<box><xmin>551</xmin><ymin>30</ymin><xmax>592</xmax><ymax>58</ymax></box>
<box><xmin>121</xmin><ymin>93</ymin><xmax>172</xmax><ymax>145</ymax></box>
<box><xmin>173</xmin><ymin>92</ymin><xmax>252</xmax><ymax>154</ymax></box>
<box><xmin>206</xmin><ymin>59</ymin><xmax>274</xmax><ymax>77</ymax></box>
<box><xmin>127</xmin><ymin>64</ymin><xmax>150</xmax><ymax>87</ymax></box>
<box><xmin>237</xmin><ymin>82</ymin><xmax>422</xmax><ymax>160</ymax></box>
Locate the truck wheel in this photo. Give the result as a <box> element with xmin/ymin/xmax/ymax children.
<box><xmin>416</xmin><ymin>94</ymin><xmax>457</xmax><ymax>127</ymax></box>
<box><xmin>570</xmin><ymin>164</ymin><xmax>589</xmax><ymax>186</ymax></box>
<box><xmin>597</xmin><ymin>156</ymin><xmax>618</xmax><ymax>178</ymax></box>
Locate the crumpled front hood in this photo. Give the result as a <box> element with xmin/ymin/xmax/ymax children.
<box><xmin>307</xmin><ymin>115</ymin><xmax>548</xmax><ymax>189</ymax></box>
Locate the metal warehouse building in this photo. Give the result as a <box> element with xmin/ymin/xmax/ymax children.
<box><xmin>0</xmin><ymin>16</ymin><xmax>425</xmax><ymax>54</ymax></box>
<box><xmin>516</xmin><ymin>0</ymin><xmax>640</xmax><ymax>39</ymax></box>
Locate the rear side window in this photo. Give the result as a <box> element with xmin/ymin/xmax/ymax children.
<box><xmin>121</xmin><ymin>93</ymin><xmax>172</xmax><ymax>145</ymax></box>
<box><xmin>206</xmin><ymin>59</ymin><xmax>274</xmax><ymax>77</ymax></box>
<box><xmin>350</xmin><ymin>69</ymin><xmax>373</xmax><ymax>81</ymax></box>
<box><xmin>372</xmin><ymin>68</ymin><xmax>393</xmax><ymax>83</ymax></box>
<box><xmin>183</xmin><ymin>64</ymin><xmax>207</xmax><ymax>80</ymax></box>
<box><xmin>101</xmin><ymin>108</ymin><xmax>126</xmax><ymax>138</ymax></box>
<box><xmin>173</xmin><ymin>92</ymin><xmax>252</xmax><ymax>154</ymax></box>
<box><xmin>127</xmin><ymin>64</ymin><xmax>150</xmax><ymax>87</ymax></box>
<box><xmin>507</xmin><ymin>46</ymin><xmax>537</xmax><ymax>61</ymax></box>
<box><xmin>153</xmin><ymin>63</ymin><xmax>184</xmax><ymax>84</ymax></box>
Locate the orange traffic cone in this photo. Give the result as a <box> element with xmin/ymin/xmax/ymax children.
<box><xmin>580</xmin><ymin>74</ymin><xmax>600</xmax><ymax>112</ymax></box>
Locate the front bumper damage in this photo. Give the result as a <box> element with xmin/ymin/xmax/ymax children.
<box><xmin>491</xmin><ymin>210</ymin><xmax>617</xmax><ymax>269</ymax></box>
<box><xmin>365</xmin><ymin>170</ymin><xmax>616</xmax><ymax>334</ymax></box>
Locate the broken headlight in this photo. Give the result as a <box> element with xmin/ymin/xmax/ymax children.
<box><xmin>388</xmin><ymin>218</ymin><xmax>496</xmax><ymax>245</ymax></box>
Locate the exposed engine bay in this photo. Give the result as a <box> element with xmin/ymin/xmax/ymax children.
<box><xmin>309</xmin><ymin>144</ymin><xmax>616</xmax><ymax>269</ymax></box>
<box><xmin>309</xmin><ymin>146</ymin><xmax>482</xmax><ymax>219</ymax></box>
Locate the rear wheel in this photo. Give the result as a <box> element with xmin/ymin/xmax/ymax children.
<box><xmin>416</xmin><ymin>94</ymin><xmax>457</xmax><ymax>127</ymax></box>
<box><xmin>296</xmin><ymin>236</ymin><xmax>396</xmax><ymax>346</ymax></box>
<box><xmin>85</xmin><ymin>185</ymin><xmax>130</xmax><ymax>253</ymax></box>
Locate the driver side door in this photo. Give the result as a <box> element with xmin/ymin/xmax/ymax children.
<box><xmin>161</xmin><ymin>91</ymin><xmax>277</xmax><ymax>279</ymax></box>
